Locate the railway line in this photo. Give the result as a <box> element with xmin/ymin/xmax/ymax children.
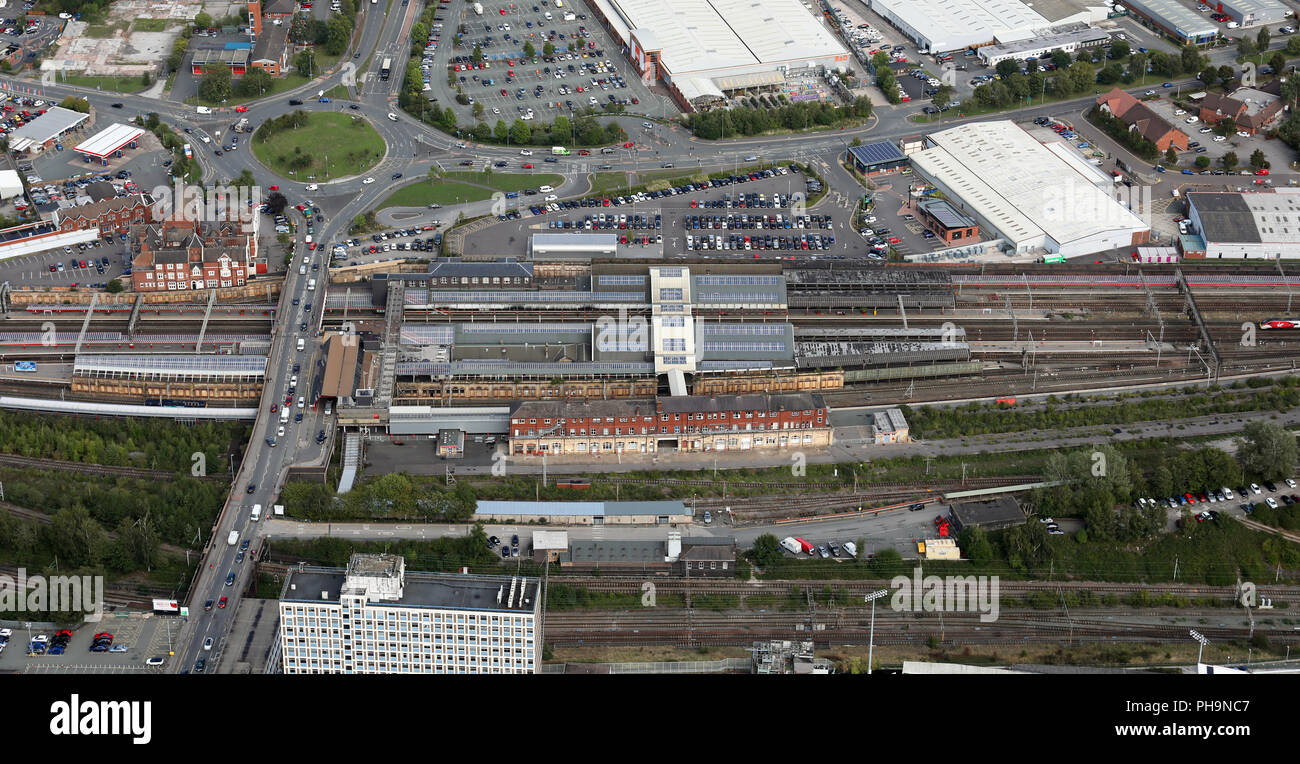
<box><xmin>0</xmin><ymin>452</ymin><xmax>225</xmax><ymax>481</ymax></box>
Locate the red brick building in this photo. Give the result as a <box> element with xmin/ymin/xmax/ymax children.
<box><xmin>1095</xmin><ymin>87</ymin><xmax>1189</xmax><ymax>153</ymax></box>
<box><xmin>128</xmin><ymin>217</ymin><xmax>257</xmax><ymax>292</ymax></box>
<box><xmin>509</xmin><ymin>393</ymin><xmax>832</xmax><ymax>455</ymax></box>
<box><xmin>55</xmin><ymin>194</ymin><xmax>153</xmax><ymax>236</ymax></box>
<box><xmin>916</xmin><ymin>198</ymin><xmax>979</xmax><ymax>245</ymax></box>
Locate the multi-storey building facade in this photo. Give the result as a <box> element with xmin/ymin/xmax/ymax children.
<box><xmin>508</xmin><ymin>393</ymin><xmax>832</xmax><ymax>455</ymax></box>
<box><xmin>129</xmin><ymin>216</ymin><xmax>257</xmax><ymax>292</ymax></box>
<box><xmin>278</xmin><ymin>554</ymin><xmax>540</xmax><ymax>675</ymax></box>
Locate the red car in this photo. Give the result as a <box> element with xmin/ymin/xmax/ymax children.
<box><xmin>1260</xmin><ymin>319</ymin><xmax>1300</xmax><ymax>329</ymax></box>
<box><xmin>578</xmin><ymin>149</ymin><xmax>591</xmax><ymax>155</ymax></box>
<box><xmin>888</xmin><ymin>236</ymin><xmax>901</xmax><ymax>244</ymax></box>
<box><xmin>522</xmin><ymin>162</ymin><xmax>533</xmax><ymax>168</ymax></box>
<box><xmin>285</xmin><ymin>394</ymin><xmax>293</xmax><ymax>405</ymax></box>
<box><xmin>235</xmin><ymin>105</ymin><xmax>249</xmax><ymax>113</ymax></box>
<box><xmin>308</xmin><ymin>242</ymin><xmax>317</xmax><ymax>250</ymax></box>
<box><xmin>271</xmin><ymin>404</ymin><xmax>278</xmax><ymax>413</ymax></box>
<box><xmin>1256</xmin><ymin>168</ymin><xmax>1270</xmax><ymax>176</ymax></box>
<box><xmin>623</xmin><ymin>141</ymin><xmax>634</xmax><ymax>148</ymax></box>
<box><xmin>218</xmin><ymin>596</ymin><xmax>228</xmax><ymax>609</ymax></box>
<box><xmin>499</xmin><ymin>7</ymin><xmax>506</xmax><ymax>13</ymax></box>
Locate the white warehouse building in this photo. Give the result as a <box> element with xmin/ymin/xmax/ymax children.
<box><xmin>909</xmin><ymin>121</ymin><xmax>1151</xmax><ymax>257</ymax></box>
<box><xmin>1185</xmin><ymin>191</ymin><xmax>1300</xmax><ymax>259</ymax></box>
<box><xmin>587</xmin><ymin>0</ymin><xmax>851</xmax><ymax>110</ymax></box>
<box><xmin>864</xmin><ymin>0</ymin><xmax>1109</xmax><ymax>53</ymax></box>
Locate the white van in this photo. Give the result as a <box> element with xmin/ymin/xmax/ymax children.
<box><xmin>196</xmin><ymin>106</ymin><xmax>212</xmax><ymax>115</ymax></box>
<box><xmin>780</xmin><ymin>537</ymin><xmax>802</xmax><ymax>555</ymax></box>
<box><xmin>250</xmin><ymin>504</ymin><xmax>262</xmax><ymax>522</ymax></box>
<box><xmin>297</xmin><ymin>338</ymin><xmax>306</xmax><ymax>351</ymax></box>
<box><xmin>307</xmin><ymin>278</ymin><xmax>317</xmax><ymax>291</ymax></box>
<box><xmin>227</xmin><ymin>530</ymin><xmax>239</xmax><ymax>546</ymax></box>
<box><xmin>280</xmin><ymin>408</ymin><xmax>290</xmax><ymax>423</ymax></box>
<box><xmin>299</xmin><ymin>264</ymin><xmax>307</xmax><ymax>275</ymax></box>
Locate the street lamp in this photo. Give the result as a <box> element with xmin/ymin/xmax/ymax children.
<box><xmin>865</xmin><ymin>588</ymin><xmax>888</xmax><ymax>674</ymax></box>
<box><xmin>1190</xmin><ymin>629</ymin><xmax>1210</xmax><ymax>665</ymax></box>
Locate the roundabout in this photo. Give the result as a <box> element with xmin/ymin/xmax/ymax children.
<box><xmin>250</xmin><ymin>111</ymin><xmax>387</xmax><ymax>183</ymax></box>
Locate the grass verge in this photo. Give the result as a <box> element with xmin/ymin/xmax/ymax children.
<box><xmin>252</xmin><ymin>112</ymin><xmax>385</xmax><ymax>181</ymax></box>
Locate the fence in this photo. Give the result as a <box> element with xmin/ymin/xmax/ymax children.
<box><xmin>543</xmin><ymin>658</ymin><xmax>751</xmax><ymax>674</ymax></box>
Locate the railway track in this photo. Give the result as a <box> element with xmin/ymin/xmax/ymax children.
<box><xmin>0</xmin><ymin>452</ymin><xmax>224</xmax><ymax>482</ymax></box>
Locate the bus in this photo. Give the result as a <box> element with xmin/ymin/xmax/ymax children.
<box><xmin>1043</xmin><ymin>254</ymin><xmax>1065</xmax><ymax>263</ymax></box>
<box><xmin>551</xmin><ymin>146</ymin><xmax>570</xmax><ymax>155</ymax></box>
<box><xmin>183</xmin><ymin>143</ymin><xmax>192</xmax><ymax>159</ymax></box>
<box><xmin>380</xmin><ymin>57</ymin><xmax>392</xmax><ymax>81</ymax></box>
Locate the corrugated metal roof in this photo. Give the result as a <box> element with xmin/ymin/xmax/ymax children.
<box><xmin>476</xmin><ymin>500</ymin><xmax>686</xmax><ymax>517</ymax></box>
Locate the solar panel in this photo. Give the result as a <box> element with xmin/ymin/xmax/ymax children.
<box><xmin>701</xmin><ymin>341</ymin><xmax>787</xmax><ymax>352</ymax></box>
<box><xmin>458</xmin><ymin>323</ymin><xmax>593</xmax><ymax>334</ymax></box>
<box><xmin>694</xmin><ymin>291</ymin><xmax>781</xmax><ymax>303</ymax></box>
<box><xmin>597</xmin><ymin>275</ymin><xmax>647</xmax><ymax>285</ymax></box>
<box><xmin>74</xmin><ymin>354</ymin><xmax>268</xmax><ymax>377</ymax></box>
<box><xmin>700</xmin><ymin>324</ymin><xmax>786</xmax><ymax>336</ymax></box>
<box><xmin>695</xmin><ymin>275</ymin><xmax>781</xmax><ymax>285</ymax></box>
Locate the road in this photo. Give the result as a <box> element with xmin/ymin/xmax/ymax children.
<box><xmin>0</xmin><ymin>2</ymin><xmax>1292</xmax><ymax>673</ymax></box>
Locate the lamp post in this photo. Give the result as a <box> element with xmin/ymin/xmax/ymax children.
<box><xmin>865</xmin><ymin>588</ymin><xmax>888</xmax><ymax>674</ymax></box>
<box><xmin>1190</xmin><ymin>629</ymin><xmax>1210</xmax><ymax>665</ymax></box>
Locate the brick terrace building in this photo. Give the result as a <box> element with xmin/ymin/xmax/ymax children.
<box><xmin>508</xmin><ymin>393</ymin><xmax>832</xmax><ymax>455</ymax></box>
<box><xmin>55</xmin><ymin>194</ymin><xmax>153</xmax><ymax>236</ymax></box>
<box><xmin>129</xmin><ymin>216</ymin><xmax>257</xmax><ymax>292</ymax></box>
<box><xmin>1199</xmin><ymin>87</ymin><xmax>1283</xmax><ymax>135</ymax></box>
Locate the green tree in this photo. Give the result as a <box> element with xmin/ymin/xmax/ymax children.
<box><xmin>1237</xmin><ymin>421</ymin><xmax>1299</xmax><ymax>480</ymax></box>
<box><xmin>235</xmin><ymin>67</ymin><xmax>273</xmax><ymax>97</ymax></box>
<box><xmin>1222</xmin><ymin>151</ymin><xmax>1238</xmax><ymax>172</ymax></box>
<box><xmin>105</xmin><ymin>279</ymin><xmax>124</xmax><ymax>293</ymax></box>
<box><xmin>294</xmin><ymin>48</ymin><xmax>317</xmax><ymax>77</ymax></box>
<box><xmin>1270</xmin><ymin>52</ymin><xmax>1287</xmax><ymax>77</ymax></box>
<box><xmin>1258</xmin><ymin>26</ymin><xmax>1271</xmax><ymax>53</ymax></box>
<box><xmin>543</xmin><ymin>41</ymin><xmax>555</xmax><ymax>57</ymax></box>
<box><xmin>47</xmin><ymin>506</ymin><xmax>107</xmax><ymax>568</ymax></box>
<box><xmin>198</xmin><ymin>67</ymin><xmax>232</xmax><ymax>103</ymax></box>
<box><xmin>849</xmin><ymin>136</ymin><xmax>862</xmax><ymax>147</ymax></box>
<box><xmin>1165</xmin><ymin>146</ymin><xmax>1177</xmax><ymax>166</ymax></box>
<box><xmin>324</xmin><ymin>15</ymin><xmax>351</xmax><ymax>55</ymax></box>
<box><xmin>1181</xmin><ymin>45</ymin><xmax>1204</xmax><ymax>76</ymax></box>
<box><xmin>194</xmin><ymin>11</ymin><xmax>213</xmax><ymax>29</ymax></box>
<box><xmin>1250</xmin><ymin>148</ymin><xmax>1269</xmax><ymax>169</ymax></box>
<box><xmin>509</xmin><ymin>118</ymin><xmax>530</xmax><ymax>144</ymax></box>
<box><xmin>1239</xmin><ymin>36</ymin><xmax>1257</xmax><ymax>58</ymax></box>
<box><xmin>493</xmin><ymin>118</ymin><xmax>508</xmax><ymax>142</ymax></box>
<box><xmin>1130</xmin><ymin>52</ymin><xmax>1148</xmax><ymax>82</ymax></box>
<box><xmin>472</xmin><ymin>101</ymin><xmax>484</xmax><ymax>120</ymax></box>
<box><xmin>473</xmin><ymin>44</ymin><xmax>484</xmax><ymax>63</ymax></box>
<box><xmin>748</xmin><ymin>534</ymin><xmax>783</xmax><ymax>568</ymax></box>
<box><xmin>1050</xmin><ymin>49</ymin><xmax>1072</xmax><ymax>69</ymax></box>
<box><xmin>523</xmin><ymin>41</ymin><xmax>535</xmax><ymax>58</ymax></box>
<box><xmin>1288</xmin><ymin>34</ymin><xmax>1300</xmax><ymax>56</ymax></box>
<box><xmin>551</xmin><ymin>114</ymin><xmax>571</xmax><ymax>143</ymax></box>
<box><xmin>1109</xmin><ymin>40</ymin><xmax>1131</xmax><ymax>60</ymax></box>
<box><xmin>996</xmin><ymin>59</ymin><xmax>1019</xmax><ymax>79</ymax></box>
<box><xmin>932</xmin><ymin>84</ymin><xmax>953</xmax><ymax>110</ymax></box>
<box><xmin>1195</xmin><ymin>154</ymin><xmax>1211</xmax><ymax>168</ymax></box>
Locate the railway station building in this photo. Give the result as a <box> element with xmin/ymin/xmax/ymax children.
<box><xmin>946</xmin><ymin>496</ymin><xmax>1027</xmax><ymax>533</ymax></box>
<box><xmin>506</xmin><ymin>393</ymin><xmax>831</xmax><ymax>456</ymax></box>
<box><xmin>474</xmin><ymin>500</ymin><xmax>691</xmax><ymax>526</ymax></box>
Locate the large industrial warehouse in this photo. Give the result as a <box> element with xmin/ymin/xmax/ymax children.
<box><xmin>586</xmin><ymin>0</ymin><xmax>851</xmax><ymax>110</ymax></box>
<box><xmin>1184</xmin><ymin>191</ymin><xmax>1300</xmax><ymax>259</ymax></box>
<box><xmin>909</xmin><ymin>121</ymin><xmax>1151</xmax><ymax>257</ymax></box>
<box><xmin>865</xmin><ymin>0</ymin><xmax>1107</xmax><ymax>53</ymax></box>
<box><xmin>1119</xmin><ymin>0</ymin><xmax>1218</xmax><ymax>44</ymax></box>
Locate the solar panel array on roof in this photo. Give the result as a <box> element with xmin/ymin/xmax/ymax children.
<box><xmin>848</xmin><ymin>142</ymin><xmax>907</xmax><ymax>168</ymax></box>
<box><xmin>74</xmin><ymin>354</ymin><xmax>268</xmax><ymax>377</ymax></box>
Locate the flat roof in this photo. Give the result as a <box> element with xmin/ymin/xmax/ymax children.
<box><xmin>601</xmin><ymin>0</ymin><xmax>847</xmax><ymax>77</ymax></box>
<box><xmin>320</xmin><ymin>332</ymin><xmax>360</xmax><ymax>399</ymax></box>
<box><xmin>1122</xmin><ymin>0</ymin><xmax>1218</xmax><ymax>37</ymax></box>
<box><xmin>283</xmin><ymin>569</ymin><xmax>540</xmax><ymax>612</ymax></box>
<box><xmin>73</xmin><ymin>123</ymin><xmax>145</xmax><ymax>159</ymax></box>
<box><xmin>918</xmin><ymin>198</ymin><xmax>976</xmax><ymax>229</ymax></box>
<box><xmin>1190</xmin><ymin>191</ymin><xmax>1300</xmax><ymax>244</ymax></box>
<box><xmin>848</xmin><ymin>141</ymin><xmax>908</xmax><ymax>168</ymax></box>
<box><xmin>911</xmin><ymin>120</ymin><xmax>1148</xmax><ymax>247</ymax></box>
<box><xmin>872</xmin><ymin>0</ymin><xmax>1052</xmax><ymax>51</ymax></box>
<box><xmin>979</xmin><ymin>25</ymin><xmax>1109</xmax><ymax>57</ymax></box>
<box><xmin>1221</xmin><ymin>0</ymin><xmax>1288</xmax><ymax>14</ymax></box>
<box><xmin>73</xmin><ymin>354</ymin><xmax>267</xmax><ymax>377</ymax></box>
<box><xmin>10</xmin><ymin>106</ymin><xmax>89</xmax><ymax>146</ymax></box>
<box><xmin>476</xmin><ymin>500</ymin><xmax>687</xmax><ymax>517</ymax></box>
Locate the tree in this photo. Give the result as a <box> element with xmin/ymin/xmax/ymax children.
<box><xmin>543</xmin><ymin>41</ymin><xmax>555</xmax><ymax>57</ymax></box>
<box><xmin>47</xmin><ymin>506</ymin><xmax>106</xmax><ymax>568</ymax></box>
<box><xmin>1050</xmin><ymin>49</ymin><xmax>1072</xmax><ymax>69</ymax></box>
<box><xmin>1221</xmin><ymin>151</ymin><xmax>1238</xmax><ymax>172</ymax></box>
<box><xmin>294</xmin><ymin>48</ymin><xmax>317</xmax><ymax>77</ymax></box>
<box><xmin>1096</xmin><ymin>63</ymin><xmax>1123</xmax><ymax>85</ymax></box>
<box><xmin>235</xmin><ymin>67</ymin><xmax>273</xmax><ymax>97</ymax></box>
<box><xmin>507</xmin><ymin>117</ymin><xmax>531</xmax><ymax>144</ymax></box>
<box><xmin>194</xmin><ymin>11</ymin><xmax>213</xmax><ymax>30</ymax></box>
<box><xmin>59</xmin><ymin>96</ymin><xmax>89</xmax><ymax>113</ymax></box>
<box><xmin>1250</xmin><ymin>148</ymin><xmax>1269</xmax><ymax>169</ymax></box>
<box><xmin>996</xmin><ymin>59</ymin><xmax>1019</xmax><ymax>79</ymax></box>
<box><xmin>1195</xmin><ymin>154</ymin><xmax>1211</xmax><ymax>168</ymax></box>
<box><xmin>1288</xmin><ymin>34</ymin><xmax>1300</xmax><ymax>55</ymax></box>
<box><xmin>473</xmin><ymin>44</ymin><xmax>484</xmax><ymax>63</ymax></box>
<box><xmin>1258</xmin><ymin>26</ymin><xmax>1271</xmax><ymax>53</ymax></box>
<box><xmin>849</xmin><ymin>136</ymin><xmax>862</xmax><ymax>147</ymax></box>
<box><xmin>472</xmin><ymin>101</ymin><xmax>484</xmax><ymax>120</ymax></box>
<box><xmin>1270</xmin><ymin>52</ymin><xmax>1287</xmax><ymax>78</ymax></box>
<box><xmin>748</xmin><ymin>534</ymin><xmax>783</xmax><ymax>568</ymax></box>
<box><xmin>493</xmin><ymin>119</ymin><xmax>508</xmax><ymax>142</ymax></box>
<box><xmin>1130</xmin><ymin>52</ymin><xmax>1148</xmax><ymax>82</ymax></box>
<box><xmin>1181</xmin><ymin>44</ymin><xmax>1204</xmax><ymax>76</ymax></box>
<box><xmin>1239</xmin><ymin>36</ymin><xmax>1257</xmax><ymax>58</ymax></box>
<box><xmin>551</xmin><ymin>114</ymin><xmax>571</xmax><ymax>143</ymax></box>
<box><xmin>1165</xmin><ymin>146</ymin><xmax>1177</xmax><ymax>166</ymax></box>
<box><xmin>198</xmin><ymin>67</ymin><xmax>232</xmax><ymax>102</ymax></box>
<box><xmin>266</xmin><ymin>191</ymin><xmax>289</xmax><ymax>215</ymax></box>
<box><xmin>1237</xmin><ymin>421</ymin><xmax>1299</xmax><ymax>480</ymax></box>
<box><xmin>324</xmin><ymin>15</ymin><xmax>350</xmax><ymax>55</ymax></box>
<box><xmin>523</xmin><ymin>41</ymin><xmax>535</xmax><ymax>58</ymax></box>
<box><xmin>932</xmin><ymin>84</ymin><xmax>953</xmax><ymax>110</ymax></box>
<box><xmin>105</xmin><ymin>279</ymin><xmax>124</xmax><ymax>293</ymax></box>
<box><xmin>1109</xmin><ymin>40</ymin><xmax>1131</xmax><ymax>60</ymax></box>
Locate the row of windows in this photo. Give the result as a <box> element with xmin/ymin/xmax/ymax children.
<box><xmin>513</xmin><ymin>410</ymin><xmax>820</xmax><ymax>426</ymax></box>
